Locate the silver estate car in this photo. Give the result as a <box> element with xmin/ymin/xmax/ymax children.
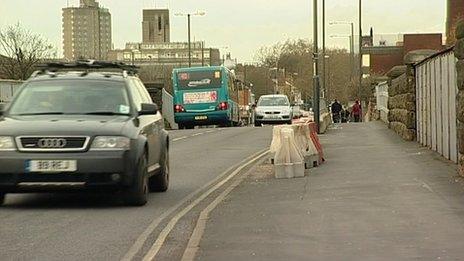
<box><xmin>254</xmin><ymin>94</ymin><xmax>293</xmax><ymax>126</ymax></box>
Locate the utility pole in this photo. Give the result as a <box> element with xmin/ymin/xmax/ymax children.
<box><xmin>201</xmin><ymin>41</ymin><xmax>205</xmax><ymax>66</ymax></box>
<box><xmin>275</xmin><ymin>60</ymin><xmax>278</xmax><ymax>94</ymax></box>
<box><xmin>358</xmin><ymin>0</ymin><xmax>362</xmax><ymax>103</ymax></box>
<box><xmin>350</xmin><ymin>22</ymin><xmax>355</xmax><ymax>81</ymax></box>
<box><xmin>322</xmin><ymin>0</ymin><xmax>326</xmax><ymax>99</ymax></box>
<box><xmin>209</xmin><ymin>48</ymin><xmax>212</xmax><ymax>66</ymax></box>
<box><xmin>325</xmin><ymin>55</ymin><xmax>330</xmax><ymax>101</ymax></box>
<box><xmin>313</xmin><ymin>0</ymin><xmax>320</xmax><ymax>133</ymax></box>
<box><xmin>188</xmin><ymin>14</ymin><xmax>191</xmax><ymax>67</ymax></box>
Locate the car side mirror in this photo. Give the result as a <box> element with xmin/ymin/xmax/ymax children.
<box><xmin>139</xmin><ymin>103</ymin><xmax>159</xmax><ymax>116</ymax></box>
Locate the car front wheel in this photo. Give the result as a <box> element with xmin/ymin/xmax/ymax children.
<box><xmin>125</xmin><ymin>155</ymin><xmax>149</xmax><ymax>206</ymax></box>
<box><xmin>149</xmin><ymin>147</ymin><xmax>169</xmax><ymax>192</ymax></box>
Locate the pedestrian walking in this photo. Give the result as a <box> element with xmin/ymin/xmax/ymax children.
<box><xmin>331</xmin><ymin>99</ymin><xmax>342</xmax><ymax>123</ymax></box>
<box><xmin>351</xmin><ymin>100</ymin><xmax>362</xmax><ymax>123</ymax></box>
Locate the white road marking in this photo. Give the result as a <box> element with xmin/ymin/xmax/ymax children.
<box><xmin>191</xmin><ymin>132</ymin><xmax>204</xmax><ymax>137</ymax></box>
<box><xmin>181</xmin><ymin>157</ymin><xmax>263</xmax><ymax>261</ymax></box>
<box><xmin>141</xmin><ymin>149</ymin><xmax>270</xmax><ymax>261</ymax></box>
<box><xmin>173</xmin><ymin>136</ymin><xmax>188</xmax><ymax>142</ymax></box>
<box><xmin>121</xmin><ymin>149</ymin><xmax>269</xmax><ymax>261</ymax></box>
<box><xmin>205</xmin><ymin>130</ymin><xmax>215</xmax><ymax>133</ymax></box>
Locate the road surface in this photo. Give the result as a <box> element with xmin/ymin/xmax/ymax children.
<box><xmin>0</xmin><ymin>126</ymin><xmax>272</xmax><ymax>261</ymax></box>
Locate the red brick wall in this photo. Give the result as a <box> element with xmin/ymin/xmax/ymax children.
<box><xmin>403</xmin><ymin>34</ymin><xmax>444</xmax><ymax>54</ymax></box>
<box><xmin>370</xmin><ymin>52</ymin><xmax>404</xmax><ymax>75</ymax></box>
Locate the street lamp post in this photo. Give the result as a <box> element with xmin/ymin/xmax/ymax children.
<box><xmin>269</xmin><ymin>67</ymin><xmax>278</xmax><ymax>94</ymax></box>
<box><xmin>329</xmin><ymin>21</ymin><xmax>355</xmax><ymax>80</ymax></box>
<box><xmin>313</xmin><ymin>0</ymin><xmax>320</xmax><ymax>133</ymax></box>
<box><xmin>188</xmin><ymin>14</ymin><xmax>191</xmax><ymax>66</ymax></box>
<box><xmin>358</xmin><ymin>0</ymin><xmax>362</xmax><ymax>102</ymax></box>
<box><xmin>324</xmin><ymin>55</ymin><xmax>330</xmax><ymax>101</ymax></box>
<box><xmin>201</xmin><ymin>41</ymin><xmax>205</xmax><ymax>66</ymax></box>
<box><xmin>175</xmin><ymin>11</ymin><xmax>206</xmax><ymax>67</ymax></box>
<box><xmin>322</xmin><ymin>0</ymin><xmax>326</xmax><ymax>104</ymax></box>
<box><xmin>330</xmin><ymin>34</ymin><xmax>353</xmax><ymax>81</ymax></box>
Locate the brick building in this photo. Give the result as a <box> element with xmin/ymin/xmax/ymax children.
<box><xmin>364</xmin><ymin>33</ymin><xmax>444</xmax><ymax>76</ymax></box>
<box><xmin>142</xmin><ymin>9</ymin><xmax>170</xmax><ymax>44</ymax></box>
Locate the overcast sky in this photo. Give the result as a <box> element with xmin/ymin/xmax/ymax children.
<box><xmin>0</xmin><ymin>0</ymin><xmax>446</xmax><ymax>62</ymax></box>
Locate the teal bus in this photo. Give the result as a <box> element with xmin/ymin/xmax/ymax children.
<box><xmin>172</xmin><ymin>66</ymin><xmax>240</xmax><ymax>129</ymax></box>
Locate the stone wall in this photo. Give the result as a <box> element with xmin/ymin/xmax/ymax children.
<box><xmin>387</xmin><ymin>66</ymin><xmax>417</xmax><ymax>141</ymax></box>
<box><xmin>455</xmin><ymin>20</ymin><xmax>464</xmax><ymax>176</ymax></box>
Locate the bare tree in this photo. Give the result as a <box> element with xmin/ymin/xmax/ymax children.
<box><xmin>0</xmin><ymin>23</ymin><xmax>56</xmax><ymax>80</ymax></box>
<box><xmin>249</xmin><ymin>39</ymin><xmax>354</xmax><ymax>104</ymax></box>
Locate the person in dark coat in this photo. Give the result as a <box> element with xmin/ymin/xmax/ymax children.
<box><xmin>331</xmin><ymin>99</ymin><xmax>343</xmax><ymax>123</ymax></box>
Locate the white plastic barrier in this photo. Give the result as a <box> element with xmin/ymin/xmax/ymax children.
<box><xmin>274</xmin><ymin>128</ymin><xmax>305</xmax><ymax>179</ymax></box>
<box><xmin>270</xmin><ymin>124</ymin><xmax>320</xmax><ymax>170</ymax></box>
<box><xmin>270</xmin><ymin>125</ymin><xmax>285</xmax><ymax>156</ymax></box>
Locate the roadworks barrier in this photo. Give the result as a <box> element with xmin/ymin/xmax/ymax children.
<box><xmin>274</xmin><ymin>128</ymin><xmax>305</xmax><ymax>179</ymax></box>
<box><xmin>271</xmin><ymin>121</ymin><xmax>325</xmax><ymax>179</ymax></box>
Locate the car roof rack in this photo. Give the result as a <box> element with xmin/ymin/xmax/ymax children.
<box><xmin>34</xmin><ymin>60</ymin><xmax>139</xmax><ymax>77</ymax></box>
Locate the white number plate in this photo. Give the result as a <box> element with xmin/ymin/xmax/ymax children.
<box><xmin>26</xmin><ymin>160</ymin><xmax>77</xmax><ymax>173</ymax></box>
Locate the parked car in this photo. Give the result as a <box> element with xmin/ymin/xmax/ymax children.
<box><xmin>0</xmin><ymin>61</ymin><xmax>169</xmax><ymax>206</ymax></box>
<box><xmin>254</xmin><ymin>94</ymin><xmax>293</xmax><ymax>126</ymax></box>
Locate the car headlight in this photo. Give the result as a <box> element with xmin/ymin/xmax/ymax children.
<box><xmin>0</xmin><ymin>136</ymin><xmax>15</xmax><ymax>151</ymax></box>
<box><xmin>91</xmin><ymin>136</ymin><xmax>130</xmax><ymax>150</ymax></box>
<box><xmin>255</xmin><ymin>109</ymin><xmax>264</xmax><ymax>115</ymax></box>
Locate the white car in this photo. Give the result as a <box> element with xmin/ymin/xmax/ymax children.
<box><xmin>254</xmin><ymin>94</ymin><xmax>293</xmax><ymax>126</ymax></box>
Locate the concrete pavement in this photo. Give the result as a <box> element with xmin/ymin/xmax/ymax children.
<box><xmin>197</xmin><ymin>122</ymin><xmax>464</xmax><ymax>261</ymax></box>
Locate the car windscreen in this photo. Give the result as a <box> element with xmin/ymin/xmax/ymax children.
<box><xmin>257</xmin><ymin>97</ymin><xmax>290</xmax><ymax>107</ymax></box>
<box><xmin>177</xmin><ymin>70</ymin><xmax>222</xmax><ymax>90</ymax></box>
<box><xmin>8</xmin><ymin>80</ymin><xmax>131</xmax><ymax>116</ymax></box>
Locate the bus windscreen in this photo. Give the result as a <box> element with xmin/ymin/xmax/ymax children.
<box><xmin>177</xmin><ymin>71</ymin><xmax>222</xmax><ymax>89</ymax></box>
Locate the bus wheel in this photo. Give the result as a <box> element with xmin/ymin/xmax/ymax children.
<box><xmin>178</xmin><ymin>124</ymin><xmax>185</xmax><ymax>129</ymax></box>
<box><xmin>186</xmin><ymin>125</ymin><xmax>194</xmax><ymax>129</ymax></box>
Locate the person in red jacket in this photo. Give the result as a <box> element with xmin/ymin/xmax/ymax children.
<box><xmin>351</xmin><ymin>100</ymin><xmax>362</xmax><ymax>122</ymax></box>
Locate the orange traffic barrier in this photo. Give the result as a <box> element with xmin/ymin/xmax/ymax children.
<box><xmin>308</xmin><ymin>122</ymin><xmax>325</xmax><ymax>164</ymax></box>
